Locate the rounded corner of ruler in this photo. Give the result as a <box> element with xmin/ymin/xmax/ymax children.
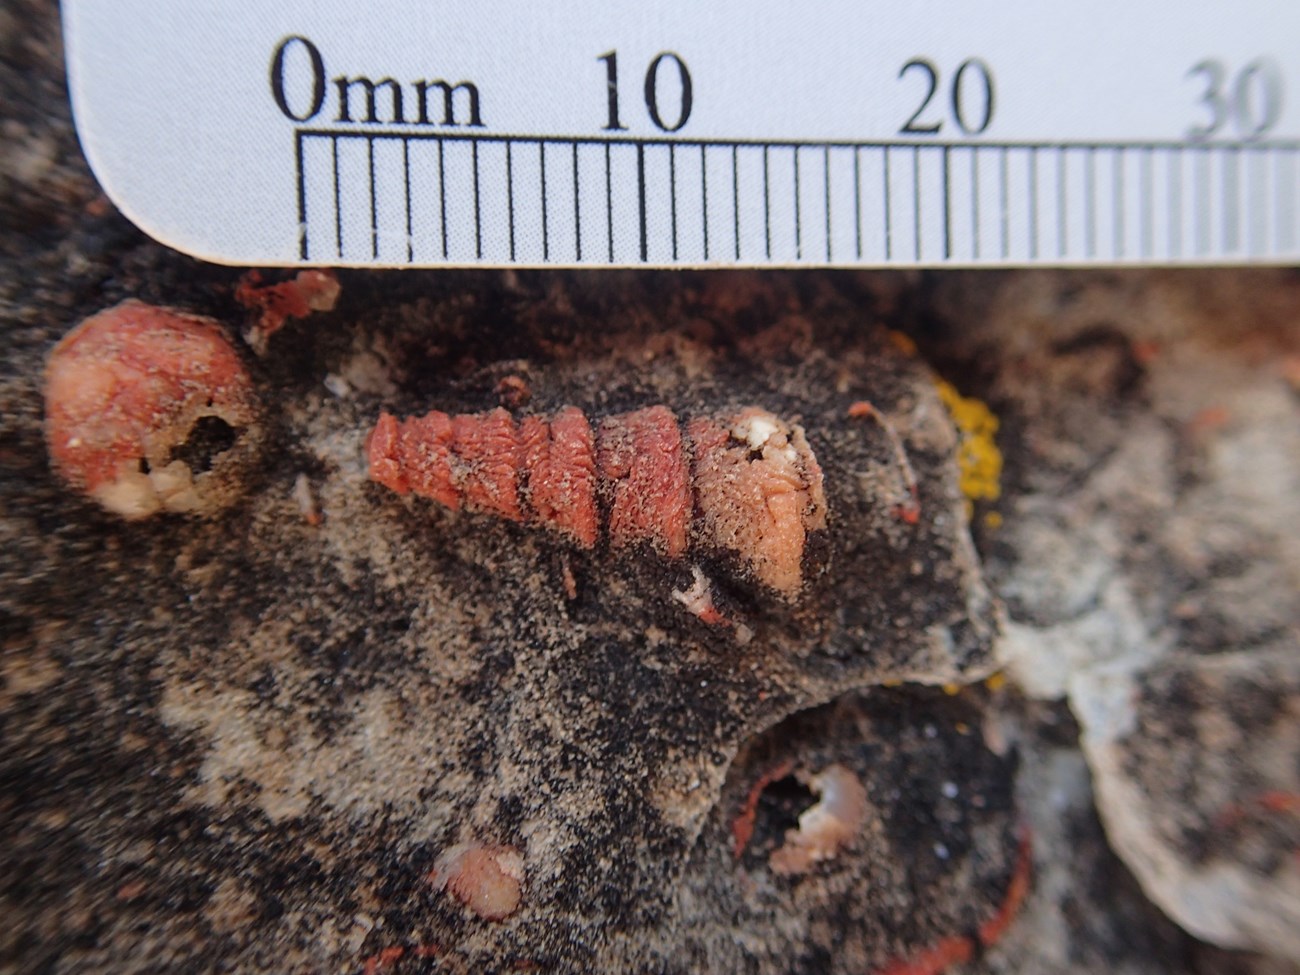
<box><xmin>70</xmin><ymin>162</ymin><xmax>256</xmax><ymax>267</ymax></box>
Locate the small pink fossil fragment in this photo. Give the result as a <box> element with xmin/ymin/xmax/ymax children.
<box><xmin>44</xmin><ymin>300</ymin><xmax>261</xmax><ymax>518</ymax></box>
<box><xmin>235</xmin><ymin>269</ymin><xmax>340</xmax><ymax>352</ymax></box>
<box><xmin>432</xmin><ymin>844</ymin><xmax>525</xmax><ymax>921</ymax></box>
<box><xmin>769</xmin><ymin>763</ymin><xmax>870</xmax><ymax>875</ymax></box>
<box><xmin>671</xmin><ymin>565</ymin><xmax>729</xmax><ymax>626</ymax></box>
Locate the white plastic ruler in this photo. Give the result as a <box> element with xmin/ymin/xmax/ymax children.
<box><xmin>64</xmin><ymin>1</ymin><xmax>1300</xmax><ymax>268</ymax></box>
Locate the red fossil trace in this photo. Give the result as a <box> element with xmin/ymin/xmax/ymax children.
<box><xmin>731</xmin><ymin>759</ymin><xmax>797</xmax><ymax>859</ymax></box>
<box><xmin>848</xmin><ymin>400</ymin><xmax>920</xmax><ymax>525</ymax></box>
<box><xmin>358</xmin><ymin>943</ymin><xmax>442</xmax><ymax>975</ymax></box>
<box><xmin>1212</xmin><ymin>789</ymin><xmax>1300</xmax><ymax>844</ymax></box>
<box><xmin>874</xmin><ymin>825</ymin><xmax>1033</xmax><ymax>975</ymax></box>
<box><xmin>359</xmin><ymin>945</ymin><xmax>407</xmax><ymax>975</ymax></box>
<box><xmin>366</xmin><ymin>404</ymin><xmax>827</xmax><ymax>597</ymax></box>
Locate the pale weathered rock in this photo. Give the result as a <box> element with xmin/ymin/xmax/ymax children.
<box><xmin>927</xmin><ymin>270</ymin><xmax>1300</xmax><ymax>960</ymax></box>
<box><xmin>1074</xmin><ymin>649</ymin><xmax>1300</xmax><ymax>956</ymax></box>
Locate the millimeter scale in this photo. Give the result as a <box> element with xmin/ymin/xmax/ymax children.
<box><xmin>63</xmin><ymin>1</ymin><xmax>1300</xmax><ymax>268</ymax></box>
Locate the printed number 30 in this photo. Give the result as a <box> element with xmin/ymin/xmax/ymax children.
<box><xmin>1187</xmin><ymin>59</ymin><xmax>1283</xmax><ymax>140</ymax></box>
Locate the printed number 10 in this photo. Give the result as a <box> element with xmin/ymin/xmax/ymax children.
<box><xmin>599</xmin><ymin>50</ymin><xmax>694</xmax><ymax>133</ymax></box>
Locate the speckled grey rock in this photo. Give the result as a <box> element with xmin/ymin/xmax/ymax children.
<box><xmin>3</xmin><ymin>248</ymin><xmax>1005</xmax><ymax>972</ymax></box>
<box><xmin>925</xmin><ymin>270</ymin><xmax>1300</xmax><ymax>960</ymax></box>
<box><xmin>1075</xmin><ymin>649</ymin><xmax>1300</xmax><ymax>956</ymax></box>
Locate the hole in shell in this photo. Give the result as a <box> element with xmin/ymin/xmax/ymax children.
<box><xmin>751</xmin><ymin>774</ymin><xmax>817</xmax><ymax>852</ymax></box>
<box><xmin>168</xmin><ymin>415</ymin><xmax>239</xmax><ymax>474</ymax></box>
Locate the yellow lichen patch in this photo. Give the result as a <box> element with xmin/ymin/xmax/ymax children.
<box><xmin>935</xmin><ymin>379</ymin><xmax>1003</xmax><ymax>511</ymax></box>
<box><xmin>984</xmin><ymin>672</ymin><xmax>1007</xmax><ymax>692</ymax></box>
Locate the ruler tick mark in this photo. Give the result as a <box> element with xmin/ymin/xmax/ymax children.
<box><xmin>1224</xmin><ymin>145</ymin><xmax>1240</xmax><ymax>254</ymax></box>
<box><xmin>912</xmin><ymin>146</ymin><xmax>921</xmax><ymax>262</ymax></box>
<box><xmin>999</xmin><ymin>146</ymin><xmax>1009</xmax><ymax>260</ymax></box>
<box><xmin>670</xmin><ymin>143</ymin><xmax>678</xmax><ymax>261</ymax></box>
<box><xmin>472</xmin><ymin>140</ymin><xmax>482</xmax><ymax>260</ymax></box>
<box><xmin>1169</xmin><ymin>147</ymin><xmax>1182</xmax><ymax>259</ymax></box>
<box><xmin>506</xmin><ymin>141</ymin><xmax>516</xmax><ymax>261</ymax></box>
<box><xmin>402</xmin><ymin>139</ymin><xmax>412</xmax><ymax>263</ymax></box>
<box><xmin>700</xmin><ymin>144</ymin><xmax>710</xmax><ymax>260</ymax></box>
<box><xmin>823</xmin><ymin>145</ymin><xmax>832</xmax><ymax>262</ymax></box>
<box><xmin>971</xmin><ymin>147</ymin><xmax>981</xmax><ymax>260</ymax></box>
<box><xmin>572</xmin><ymin>142</ymin><xmax>581</xmax><ymax>261</ymax></box>
<box><xmin>1113</xmin><ymin>147</ymin><xmax>1124</xmax><ymax>259</ymax></box>
<box><xmin>438</xmin><ymin>139</ymin><xmax>448</xmax><ymax>259</ymax></box>
<box><xmin>1195</xmin><ymin>146</ymin><xmax>1210</xmax><ymax>256</ymax></box>
<box><xmin>1292</xmin><ymin>148</ymin><xmax>1299</xmax><ymax>254</ymax></box>
<box><xmin>1056</xmin><ymin>147</ymin><xmax>1066</xmax><ymax>259</ymax></box>
<box><xmin>763</xmin><ymin>145</ymin><xmax>771</xmax><ymax>259</ymax></box>
<box><xmin>883</xmin><ymin>147</ymin><xmax>893</xmax><ymax>261</ymax></box>
<box><xmin>605</xmin><ymin>142</ymin><xmax>613</xmax><ymax>262</ymax></box>
<box><xmin>942</xmin><ymin>145</ymin><xmax>952</xmax><ymax>260</ymax></box>
<box><xmin>1272</xmin><ymin>150</ymin><xmax>1282</xmax><ymax>253</ymax></box>
<box><xmin>539</xmin><ymin>142</ymin><xmax>549</xmax><ymax>262</ymax></box>
<box><xmin>732</xmin><ymin>144</ymin><xmax>741</xmax><ymax>260</ymax></box>
<box><xmin>853</xmin><ymin>147</ymin><xmax>862</xmax><ymax>260</ymax></box>
<box><xmin>794</xmin><ymin>147</ymin><xmax>803</xmax><ymax>260</ymax></box>
<box><xmin>1247</xmin><ymin>146</ymin><xmax>1264</xmax><ymax>258</ymax></box>
<box><xmin>1084</xmin><ymin>146</ymin><xmax>1096</xmax><ymax>259</ymax></box>
<box><xmin>332</xmin><ymin>135</ymin><xmax>342</xmax><ymax>260</ymax></box>
<box><xmin>296</xmin><ymin>130</ymin><xmax>308</xmax><ymax>260</ymax></box>
<box><xmin>1027</xmin><ymin>147</ymin><xmax>1038</xmax><ymax>260</ymax></box>
<box><xmin>1144</xmin><ymin>144</ymin><xmax>1154</xmax><ymax>260</ymax></box>
<box><xmin>367</xmin><ymin>136</ymin><xmax>378</xmax><ymax>260</ymax></box>
<box><xmin>637</xmin><ymin>142</ymin><xmax>648</xmax><ymax>262</ymax></box>
<box><xmin>1277</xmin><ymin>148</ymin><xmax>1295</xmax><ymax>253</ymax></box>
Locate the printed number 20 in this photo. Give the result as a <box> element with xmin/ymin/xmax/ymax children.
<box><xmin>899</xmin><ymin>58</ymin><xmax>995</xmax><ymax>135</ymax></box>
